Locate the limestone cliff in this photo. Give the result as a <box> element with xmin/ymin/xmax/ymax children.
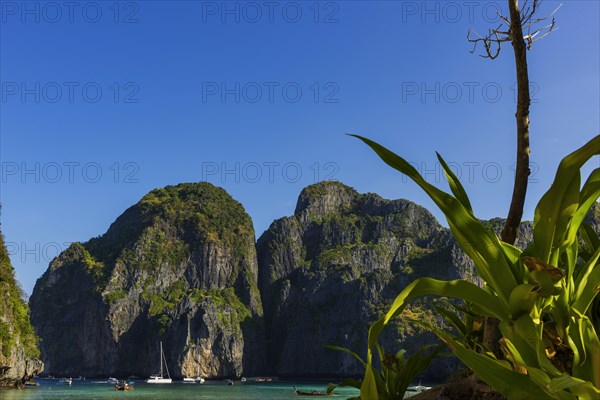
<box><xmin>256</xmin><ymin>181</ymin><xmax>462</xmax><ymax>378</ymax></box>
<box><xmin>0</xmin><ymin>233</ymin><xmax>43</xmax><ymax>387</ymax></box>
<box><xmin>255</xmin><ymin>182</ymin><xmax>550</xmax><ymax>378</ymax></box>
<box><xmin>29</xmin><ymin>183</ymin><xmax>264</xmax><ymax>378</ymax></box>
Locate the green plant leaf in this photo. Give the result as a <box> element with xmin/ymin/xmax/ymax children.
<box><xmin>568</xmin><ymin>313</ymin><xmax>600</xmax><ymax>389</ymax></box>
<box><xmin>326</xmin><ymin>344</ymin><xmax>367</xmax><ymax>369</ymax></box>
<box><xmin>396</xmin><ymin>344</ymin><xmax>446</xmax><ymax>397</ymax></box>
<box><xmin>350</xmin><ymin>134</ymin><xmax>518</xmax><ymax>304</ymax></box>
<box><xmin>509</xmin><ymin>284</ymin><xmax>540</xmax><ymax>318</ymax></box>
<box><xmin>549</xmin><ymin>373</ymin><xmax>600</xmax><ymax>398</ymax></box>
<box><xmin>443</xmin><ymin>335</ymin><xmax>558</xmax><ymax>399</ymax></box>
<box><xmin>363</xmin><ymin>278</ymin><xmax>509</xmax><ymax>393</ymax></box>
<box><xmin>327</xmin><ymin>378</ymin><xmax>362</xmax><ymax>397</ymax></box>
<box><xmin>383</xmin><ymin>278</ymin><xmax>509</xmax><ymax>326</ymax></box>
<box><xmin>572</xmin><ymin>246</ymin><xmax>600</xmax><ymax>314</ymax></box>
<box><xmin>436</xmin><ymin>151</ymin><xmax>473</xmax><ymax>215</ymax></box>
<box><xmin>500</xmin><ymin>315</ymin><xmax>561</xmax><ymax>375</ymax></box>
<box><xmin>532</xmin><ymin>135</ymin><xmax>600</xmax><ymax>263</ymax></box>
<box><xmin>434</xmin><ymin>305</ymin><xmax>468</xmax><ymax>336</ymax></box>
<box><xmin>562</xmin><ymin>168</ymin><xmax>600</xmax><ymax>251</ymax></box>
<box><xmin>580</xmin><ymin>223</ymin><xmax>600</xmax><ymax>256</ymax></box>
<box><xmin>349</xmin><ymin>134</ymin><xmax>600</xmax><ymax>399</ymax></box>
<box><xmin>361</xmin><ymin>364</ymin><xmax>379</xmax><ymax>400</ymax></box>
<box><xmin>501</xmin><ymin>241</ymin><xmax>524</xmax><ymax>265</ymax></box>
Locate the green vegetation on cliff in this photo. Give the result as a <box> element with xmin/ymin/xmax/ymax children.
<box><xmin>30</xmin><ymin>182</ymin><xmax>265</xmax><ymax>377</ymax></box>
<box><xmin>140</xmin><ymin>183</ymin><xmax>253</xmax><ymax>250</ymax></box>
<box><xmin>88</xmin><ymin>183</ymin><xmax>254</xmax><ymax>293</ymax></box>
<box><xmin>191</xmin><ymin>287</ymin><xmax>252</xmax><ymax>333</ymax></box>
<box><xmin>97</xmin><ymin>183</ymin><xmax>260</xmax><ymax>333</ymax></box>
<box><xmin>0</xmin><ymin>233</ymin><xmax>40</xmax><ymax>359</ymax></box>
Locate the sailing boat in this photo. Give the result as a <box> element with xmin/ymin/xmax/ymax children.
<box><xmin>146</xmin><ymin>341</ymin><xmax>172</xmax><ymax>384</ymax></box>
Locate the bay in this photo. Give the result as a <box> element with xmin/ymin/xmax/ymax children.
<box><xmin>0</xmin><ymin>380</ymin><xmax>360</xmax><ymax>400</ymax></box>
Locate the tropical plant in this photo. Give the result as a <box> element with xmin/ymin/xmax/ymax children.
<box><xmin>326</xmin><ymin>343</ymin><xmax>446</xmax><ymax>400</ymax></box>
<box><xmin>349</xmin><ymin>134</ymin><xmax>600</xmax><ymax>399</ymax></box>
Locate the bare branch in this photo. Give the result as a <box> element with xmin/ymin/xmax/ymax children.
<box><xmin>467</xmin><ymin>0</ymin><xmax>561</xmax><ymax>59</ymax></box>
<box><xmin>531</xmin><ymin>26</ymin><xmax>559</xmax><ymax>44</ymax></box>
<box><xmin>498</xmin><ymin>13</ymin><xmax>511</xmax><ymax>27</ymax></box>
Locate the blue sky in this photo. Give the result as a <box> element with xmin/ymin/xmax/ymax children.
<box><xmin>1</xmin><ymin>0</ymin><xmax>598</xmax><ymax>294</ymax></box>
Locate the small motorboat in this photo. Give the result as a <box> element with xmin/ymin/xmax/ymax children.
<box><xmin>240</xmin><ymin>377</ymin><xmax>247</xmax><ymax>382</ymax></box>
<box><xmin>183</xmin><ymin>377</ymin><xmax>196</xmax><ymax>383</ymax></box>
<box><xmin>406</xmin><ymin>384</ymin><xmax>432</xmax><ymax>394</ymax></box>
<box><xmin>115</xmin><ymin>381</ymin><xmax>135</xmax><ymax>391</ymax></box>
<box><xmin>195</xmin><ymin>376</ymin><xmax>205</xmax><ymax>384</ymax></box>
<box><xmin>294</xmin><ymin>387</ymin><xmax>333</xmax><ymax>397</ymax></box>
<box><xmin>58</xmin><ymin>378</ymin><xmax>72</xmax><ymax>385</ymax></box>
<box><xmin>107</xmin><ymin>377</ymin><xmax>119</xmax><ymax>384</ymax></box>
<box><xmin>227</xmin><ymin>379</ymin><xmax>234</xmax><ymax>385</ymax></box>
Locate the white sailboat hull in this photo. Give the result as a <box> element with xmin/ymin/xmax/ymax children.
<box><xmin>146</xmin><ymin>377</ymin><xmax>172</xmax><ymax>384</ymax></box>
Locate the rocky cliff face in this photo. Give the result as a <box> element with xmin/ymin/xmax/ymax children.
<box><xmin>256</xmin><ymin>182</ymin><xmax>467</xmax><ymax>378</ymax></box>
<box><xmin>0</xmin><ymin>233</ymin><xmax>43</xmax><ymax>388</ymax></box>
<box><xmin>255</xmin><ymin>182</ymin><xmax>567</xmax><ymax>378</ymax></box>
<box><xmin>30</xmin><ymin>183</ymin><xmax>264</xmax><ymax>378</ymax></box>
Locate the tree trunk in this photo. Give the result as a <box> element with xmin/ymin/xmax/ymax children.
<box><xmin>415</xmin><ymin>2</ymin><xmax>533</xmax><ymax>398</ymax></box>
<box><xmin>501</xmin><ymin>0</ymin><xmax>531</xmax><ymax>245</ymax></box>
<box><xmin>484</xmin><ymin>0</ymin><xmax>532</xmax><ymax>358</ymax></box>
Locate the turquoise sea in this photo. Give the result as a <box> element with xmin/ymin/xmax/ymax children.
<box><xmin>0</xmin><ymin>380</ymin><xmax>361</xmax><ymax>400</ymax></box>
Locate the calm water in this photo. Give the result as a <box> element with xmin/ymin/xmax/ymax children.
<box><xmin>0</xmin><ymin>380</ymin><xmax>360</xmax><ymax>400</ymax></box>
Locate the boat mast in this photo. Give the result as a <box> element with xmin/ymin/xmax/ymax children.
<box><xmin>160</xmin><ymin>341</ymin><xmax>163</xmax><ymax>378</ymax></box>
<box><xmin>163</xmin><ymin>344</ymin><xmax>171</xmax><ymax>379</ymax></box>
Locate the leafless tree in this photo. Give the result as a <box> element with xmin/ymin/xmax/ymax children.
<box><xmin>468</xmin><ymin>0</ymin><xmax>560</xmax><ymax>360</ymax></box>
<box><xmin>468</xmin><ymin>0</ymin><xmax>560</xmax><ymax>61</ymax></box>
<box><xmin>469</xmin><ymin>0</ymin><xmax>559</xmax><ymax>246</ymax></box>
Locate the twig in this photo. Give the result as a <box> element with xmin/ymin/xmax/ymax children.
<box><xmin>467</xmin><ymin>0</ymin><xmax>561</xmax><ymax>59</ymax></box>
